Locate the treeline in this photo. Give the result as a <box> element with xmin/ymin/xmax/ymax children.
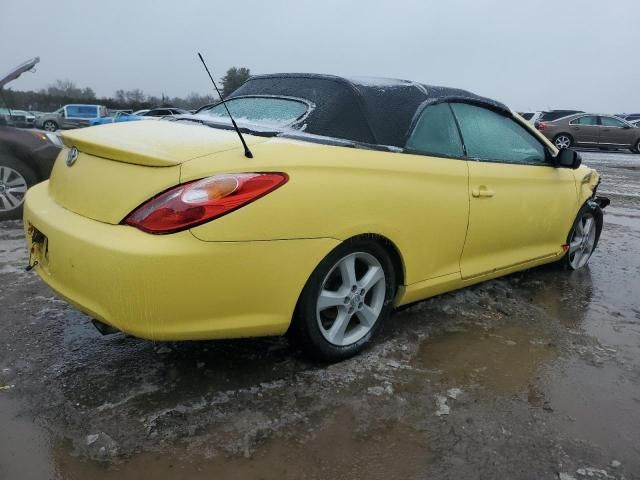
<box><xmin>2</xmin><ymin>88</ymin><xmax>216</xmax><ymax>112</ymax></box>
<box><xmin>1</xmin><ymin>67</ymin><xmax>251</xmax><ymax>113</ymax></box>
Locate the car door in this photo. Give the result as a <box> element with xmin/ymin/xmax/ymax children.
<box><xmin>568</xmin><ymin>115</ymin><xmax>600</xmax><ymax>145</ymax></box>
<box><xmin>60</xmin><ymin>106</ymin><xmax>73</xmax><ymax>129</ymax></box>
<box><xmin>450</xmin><ymin>103</ymin><xmax>578</xmax><ymax>280</ymax></box>
<box><xmin>62</xmin><ymin>105</ymin><xmax>94</xmax><ymax>129</ymax></box>
<box><xmin>598</xmin><ymin>116</ymin><xmax>634</xmax><ymax>147</ymax></box>
<box><xmin>401</xmin><ymin>102</ymin><xmax>470</xmax><ymax>282</ymax></box>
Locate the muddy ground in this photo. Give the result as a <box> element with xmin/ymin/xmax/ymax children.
<box><xmin>1</xmin><ymin>151</ymin><xmax>639</xmax><ymax>480</ymax></box>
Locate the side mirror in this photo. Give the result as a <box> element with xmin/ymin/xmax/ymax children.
<box><xmin>556</xmin><ymin>148</ymin><xmax>582</xmax><ymax>169</ymax></box>
<box><xmin>622</xmin><ymin>125</ymin><xmax>631</xmax><ymax>129</ymax></box>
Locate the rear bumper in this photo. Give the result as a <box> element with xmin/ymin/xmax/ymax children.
<box><xmin>24</xmin><ymin>182</ymin><xmax>338</xmax><ymax>340</ymax></box>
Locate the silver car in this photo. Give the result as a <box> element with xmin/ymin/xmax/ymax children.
<box><xmin>34</xmin><ymin>104</ymin><xmax>109</xmax><ymax>131</ymax></box>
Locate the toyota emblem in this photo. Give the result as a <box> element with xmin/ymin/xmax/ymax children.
<box><xmin>66</xmin><ymin>147</ymin><xmax>79</xmax><ymax>167</ymax></box>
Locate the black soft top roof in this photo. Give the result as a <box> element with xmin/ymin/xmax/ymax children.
<box><xmin>229</xmin><ymin>73</ymin><xmax>510</xmax><ymax>148</ymax></box>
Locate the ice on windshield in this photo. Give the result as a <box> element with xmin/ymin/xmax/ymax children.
<box><xmin>197</xmin><ymin>97</ymin><xmax>308</xmax><ymax>127</ymax></box>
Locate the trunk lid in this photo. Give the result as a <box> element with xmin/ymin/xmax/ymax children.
<box><xmin>60</xmin><ymin>120</ymin><xmax>266</xmax><ymax>167</ymax></box>
<box><xmin>50</xmin><ymin>121</ymin><xmax>266</xmax><ymax>224</ymax></box>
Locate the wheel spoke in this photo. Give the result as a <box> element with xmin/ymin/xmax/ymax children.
<box><xmin>4</xmin><ymin>192</ymin><xmax>16</xmax><ymax>208</ymax></box>
<box><xmin>569</xmin><ymin>239</ymin><xmax>581</xmax><ymax>253</ymax></box>
<box><xmin>327</xmin><ymin>309</ymin><xmax>351</xmax><ymax>345</ymax></box>
<box><xmin>356</xmin><ymin>305</ymin><xmax>378</xmax><ymax>327</ymax></box>
<box><xmin>358</xmin><ymin>265</ymin><xmax>384</xmax><ymax>292</ymax></box>
<box><xmin>338</xmin><ymin>255</ymin><xmax>357</xmax><ymax>288</ymax></box>
<box><xmin>317</xmin><ymin>289</ymin><xmax>346</xmax><ymax>311</ymax></box>
<box><xmin>582</xmin><ymin>217</ymin><xmax>594</xmax><ymax>237</ymax></box>
<box><xmin>6</xmin><ymin>176</ymin><xmax>26</xmax><ymax>188</ymax></box>
<box><xmin>7</xmin><ymin>186</ymin><xmax>27</xmax><ymax>195</ymax></box>
<box><xmin>584</xmin><ymin>236</ymin><xmax>595</xmax><ymax>252</ymax></box>
<box><xmin>572</xmin><ymin>249</ymin><xmax>583</xmax><ymax>267</ymax></box>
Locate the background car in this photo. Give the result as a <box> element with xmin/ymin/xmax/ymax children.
<box><xmin>34</xmin><ymin>104</ymin><xmax>109</xmax><ymax>131</ymax></box>
<box><xmin>139</xmin><ymin>107</ymin><xmax>189</xmax><ymax>117</ymax></box>
<box><xmin>0</xmin><ymin>109</ymin><xmax>35</xmax><ymax>128</ymax></box>
<box><xmin>537</xmin><ymin>113</ymin><xmax>640</xmax><ymax>152</ymax></box>
<box><xmin>0</xmin><ymin>57</ymin><xmax>62</xmax><ymax>220</ymax></box>
<box><xmin>538</xmin><ymin>109</ymin><xmax>584</xmax><ymax>122</ymax></box>
<box><xmin>518</xmin><ymin>111</ymin><xmax>542</xmax><ymax>125</ymax></box>
<box><xmin>615</xmin><ymin>113</ymin><xmax>640</xmax><ymax>122</ymax></box>
<box><xmin>90</xmin><ymin>111</ymin><xmax>146</xmax><ymax>126</ymax></box>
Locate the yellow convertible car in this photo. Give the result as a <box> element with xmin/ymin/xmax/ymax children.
<box><xmin>24</xmin><ymin>74</ymin><xmax>609</xmax><ymax>361</ymax></box>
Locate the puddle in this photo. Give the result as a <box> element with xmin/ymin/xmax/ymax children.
<box><xmin>51</xmin><ymin>408</ymin><xmax>430</xmax><ymax>480</ymax></box>
<box><xmin>0</xmin><ymin>397</ymin><xmax>56</xmax><ymax>480</ymax></box>
<box><xmin>413</xmin><ymin>324</ymin><xmax>556</xmax><ymax>395</ymax></box>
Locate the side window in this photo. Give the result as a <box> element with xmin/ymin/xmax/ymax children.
<box><xmin>570</xmin><ymin>116</ymin><xmax>598</xmax><ymax>126</ymax></box>
<box><xmin>65</xmin><ymin>105</ymin><xmax>80</xmax><ymax>117</ymax></box>
<box><xmin>405</xmin><ymin>103</ymin><xmax>464</xmax><ymax>157</ymax></box>
<box><xmin>600</xmin><ymin>116</ymin><xmax>625</xmax><ymax>127</ymax></box>
<box><xmin>450</xmin><ymin>103</ymin><xmax>547</xmax><ymax>164</ymax></box>
<box><xmin>77</xmin><ymin>106</ymin><xmax>98</xmax><ymax>118</ymax></box>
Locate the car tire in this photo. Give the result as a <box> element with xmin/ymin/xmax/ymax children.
<box><xmin>561</xmin><ymin>202</ymin><xmax>603</xmax><ymax>271</ymax></box>
<box><xmin>553</xmin><ymin>134</ymin><xmax>573</xmax><ymax>150</ymax></box>
<box><xmin>633</xmin><ymin>139</ymin><xmax>640</xmax><ymax>154</ymax></box>
<box><xmin>289</xmin><ymin>238</ymin><xmax>397</xmax><ymax>362</ymax></box>
<box><xmin>0</xmin><ymin>155</ymin><xmax>37</xmax><ymax>221</ymax></box>
<box><xmin>43</xmin><ymin>120</ymin><xmax>58</xmax><ymax>132</ymax></box>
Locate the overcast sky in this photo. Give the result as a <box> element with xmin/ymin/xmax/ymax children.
<box><xmin>1</xmin><ymin>0</ymin><xmax>637</xmax><ymax>112</ymax></box>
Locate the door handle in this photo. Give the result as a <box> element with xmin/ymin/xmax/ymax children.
<box><xmin>472</xmin><ymin>186</ymin><xmax>495</xmax><ymax>198</ymax></box>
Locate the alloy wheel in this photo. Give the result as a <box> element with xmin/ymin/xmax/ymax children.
<box><xmin>555</xmin><ymin>135</ymin><xmax>571</xmax><ymax>149</ymax></box>
<box><xmin>43</xmin><ymin>121</ymin><xmax>57</xmax><ymax>132</ymax></box>
<box><xmin>0</xmin><ymin>166</ymin><xmax>28</xmax><ymax>213</ymax></box>
<box><xmin>316</xmin><ymin>252</ymin><xmax>386</xmax><ymax>346</ymax></box>
<box><xmin>568</xmin><ymin>212</ymin><xmax>597</xmax><ymax>269</ymax></box>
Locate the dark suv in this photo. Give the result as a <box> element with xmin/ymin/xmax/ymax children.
<box><xmin>0</xmin><ymin>58</ymin><xmax>61</xmax><ymax>220</ymax></box>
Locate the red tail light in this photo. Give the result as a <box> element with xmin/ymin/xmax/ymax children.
<box><xmin>536</xmin><ymin>121</ymin><xmax>547</xmax><ymax>131</ymax></box>
<box><xmin>124</xmin><ymin>173</ymin><xmax>288</xmax><ymax>234</ymax></box>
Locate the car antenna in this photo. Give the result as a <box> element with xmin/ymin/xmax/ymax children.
<box><xmin>197</xmin><ymin>52</ymin><xmax>253</xmax><ymax>159</ymax></box>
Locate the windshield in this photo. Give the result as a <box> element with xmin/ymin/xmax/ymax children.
<box><xmin>197</xmin><ymin>96</ymin><xmax>308</xmax><ymax>127</ymax></box>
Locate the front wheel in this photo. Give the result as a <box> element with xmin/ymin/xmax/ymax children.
<box><xmin>564</xmin><ymin>204</ymin><xmax>602</xmax><ymax>270</ymax></box>
<box><xmin>633</xmin><ymin>139</ymin><xmax>640</xmax><ymax>154</ymax></box>
<box><xmin>290</xmin><ymin>239</ymin><xmax>396</xmax><ymax>362</ymax></box>
<box><xmin>554</xmin><ymin>134</ymin><xmax>573</xmax><ymax>150</ymax></box>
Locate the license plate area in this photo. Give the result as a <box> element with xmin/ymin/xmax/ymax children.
<box><xmin>27</xmin><ymin>224</ymin><xmax>49</xmax><ymax>269</ymax></box>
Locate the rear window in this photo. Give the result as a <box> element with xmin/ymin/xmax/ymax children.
<box><xmin>540</xmin><ymin>110</ymin><xmax>582</xmax><ymax>122</ymax></box>
<box><xmin>197</xmin><ymin>97</ymin><xmax>308</xmax><ymax>127</ymax></box>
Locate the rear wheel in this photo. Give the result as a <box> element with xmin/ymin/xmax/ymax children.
<box><xmin>563</xmin><ymin>204</ymin><xmax>602</xmax><ymax>270</ymax></box>
<box><xmin>633</xmin><ymin>139</ymin><xmax>640</xmax><ymax>154</ymax></box>
<box><xmin>553</xmin><ymin>134</ymin><xmax>573</xmax><ymax>150</ymax></box>
<box><xmin>43</xmin><ymin>120</ymin><xmax>58</xmax><ymax>132</ymax></box>
<box><xmin>0</xmin><ymin>156</ymin><xmax>36</xmax><ymax>221</ymax></box>
<box><xmin>290</xmin><ymin>239</ymin><xmax>396</xmax><ymax>362</ymax></box>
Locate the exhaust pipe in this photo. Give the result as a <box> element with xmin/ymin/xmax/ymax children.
<box><xmin>91</xmin><ymin>319</ymin><xmax>120</xmax><ymax>335</ymax></box>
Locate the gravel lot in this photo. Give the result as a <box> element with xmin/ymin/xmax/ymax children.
<box><xmin>1</xmin><ymin>150</ymin><xmax>639</xmax><ymax>480</ymax></box>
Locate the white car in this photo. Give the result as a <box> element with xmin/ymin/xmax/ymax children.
<box><xmin>518</xmin><ymin>111</ymin><xmax>543</xmax><ymax>125</ymax></box>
